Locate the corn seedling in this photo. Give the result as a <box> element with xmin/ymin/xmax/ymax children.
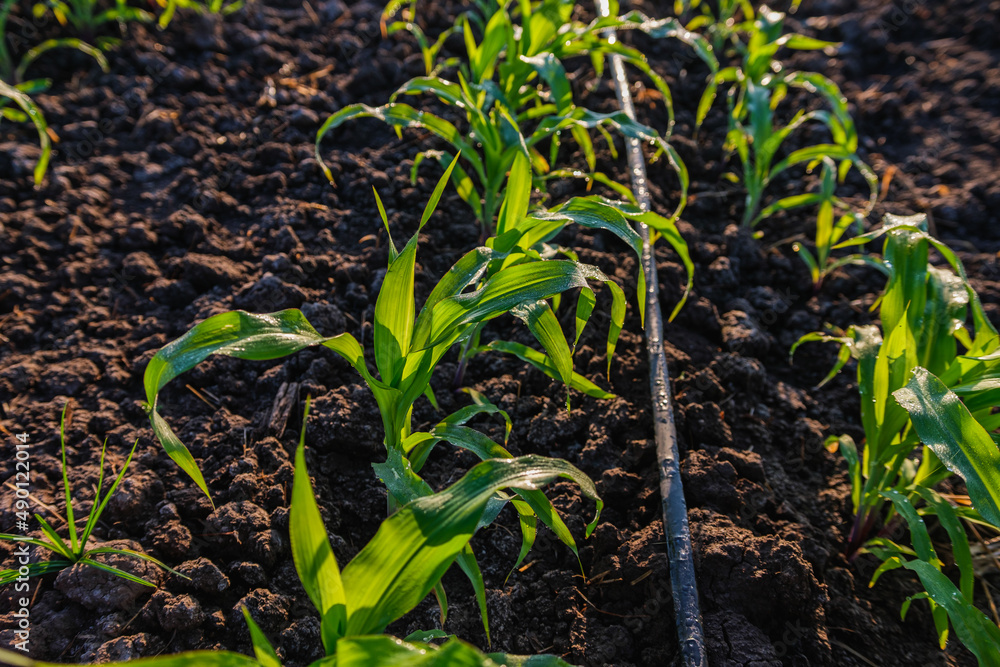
<box><xmin>679</xmin><ymin>4</ymin><xmax>876</xmax><ymax>236</ymax></box>
<box><xmin>674</xmin><ymin>0</ymin><xmax>800</xmax><ymax>51</ymax></box>
<box><xmin>793</xmin><ymin>213</ymin><xmax>995</xmax><ymax>554</ymax></box>
<box><xmin>788</xmin><ymin>157</ymin><xmax>884</xmax><ymax>286</ymax></box>
<box><xmin>0</xmin><ymin>78</ymin><xmax>51</xmax><ymax>185</ymax></box>
<box><xmin>31</xmin><ymin>0</ymin><xmax>153</xmax><ymax>37</ymax></box>
<box><xmin>0</xmin><ymin>405</ymin><xmax>178</xmax><ymax>587</ymax></box>
<box><xmin>318</xmin><ymin>0</ymin><xmax>689</xmax><ymax>233</ymax></box>
<box><xmin>156</xmin><ymin>0</ymin><xmax>243</xmax><ymax>29</ymax></box>
<box><xmin>0</xmin><ymin>0</ymin><xmax>109</xmax><ymax>184</ymax></box>
<box><xmin>142</xmin><ymin>160</ymin><xmax>635</xmax><ymax>634</ymax></box>
<box><xmin>795</xmin><ymin>213</ymin><xmax>1000</xmax><ymax>659</ymax></box>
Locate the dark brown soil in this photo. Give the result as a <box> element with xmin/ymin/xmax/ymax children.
<box><xmin>0</xmin><ymin>0</ymin><xmax>998</xmax><ymax>665</ymax></box>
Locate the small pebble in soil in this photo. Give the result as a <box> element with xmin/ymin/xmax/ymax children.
<box><xmin>720</xmin><ymin>310</ymin><xmax>773</xmax><ymax>358</ymax></box>
<box><xmin>151</xmin><ymin>590</ymin><xmax>205</xmax><ymax>631</ymax></box>
<box><xmin>172</xmin><ymin>557</ymin><xmax>230</xmax><ymax>593</ymax></box>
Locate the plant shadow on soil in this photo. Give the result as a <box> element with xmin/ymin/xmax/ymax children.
<box><xmin>0</xmin><ymin>0</ymin><xmax>998</xmax><ymax>664</ymax></box>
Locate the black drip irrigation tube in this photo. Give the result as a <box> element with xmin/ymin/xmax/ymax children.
<box><xmin>595</xmin><ymin>2</ymin><xmax>707</xmax><ymax>664</ymax></box>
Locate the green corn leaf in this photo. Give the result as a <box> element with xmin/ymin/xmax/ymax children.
<box><xmin>0</xmin><ymin>646</ymin><xmax>263</xmax><ymax>667</ymax></box>
<box><xmin>75</xmin><ymin>558</ymin><xmax>158</xmax><ymax>587</ymax></box>
<box><xmin>241</xmin><ymin>607</ymin><xmax>282</xmax><ymax>667</ymax></box>
<box><xmin>523</xmin><ymin>0</ymin><xmax>571</xmax><ymax>57</ymax></box>
<box><xmin>511</xmin><ymin>300</ymin><xmax>572</xmax><ymax>392</ymax></box>
<box><xmin>901</xmin><ymin>591</ymin><xmax>930</xmax><ymax>620</ymax></box>
<box><xmin>412</xmin><ymin>149</ymin><xmax>484</xmax><ymax>222</ymax></box>
<box><xmin>614</xmin><ymin>11</ymin><xmax>718</xmax><ymax>71</ymax></box>
<box><xmin>420</xmin><ymin>247</ymin><xmax>497</xmax><ymax>316</ymax></box>
<box><xmin>83</xmin><ymin>546</ymin><xmax>184</xmax><ymax>579</ymax></box>
<box><xmin>455</xmin><ymin>546</ymin><xmax>491</xmax><ymax>644</ymax></box>
<box><xmin>81</xmin><ymin>438</ymin><xmax>139</xmax><ymax>549</ymax></box>
<box><xmin>423</xmin><ymin>384</ymin><xmax>440</xmax><ymax>412</ymax></box>
<box><xmin>451</xmin><ymin>388</ymin><xmax>512</xmax><ymax>443</ymax></box>
<box><xmin>404</xmin><ymin>390</ymin><xmax>513</xmax><ymax>459</ymax></box>
<box><xmin>835</xmin><ymin>216</ymin><xmax>996</xmax><ymax>361</ymax></box>
<box><xmin>375</xmin><ymin>156</ymin><xmax>460</xmax><ymax>385</ymax></box>
<box><xmin>0</xmin><ymin>79</ymin><xmax>50</xmax><ymax>185</ymax></box>
<box><xmin>15</xmin><ymin>37</ymin><xmax>109</xmax><ymax>82</ymax></box>
<box><xmin>879</xmin><ymin>490</ymin><xmax>936</xmax><ymax>564</ymax></box>
<box><xmin>483</xmin><ymin>340</ymin><xmax>615</xmax><ymax>399</ymax></box>
<box><xmin>373</xmin><ymin>188</ymin><xmax>396</xmax><ymax>261</ymax></box>
<box><xmin>508</xmin><ymin>504</ymin><xmax>538</xmax><ymax>579</ymax></box>
<box><xmin>574</xmin><ymin>288</ymin><xmax>596</xmax><ymax>350</ymax></box>
<box><xmin>530</xmin><ymin>108</ymin><xmax>689</xmax><ymax>223</ymax></box>
<box><xmin>374</xmin><ymin>218</ymin><xmax>418</xmax><ymax>386</ymax></box>
<box><xmin>370</xmin><ymin>448</ymin><xmax>498</xmax><ymax>639</ymax></box>
<box><xmin>882</xmin><ymin>221</ymin><xmax>929</xmax><ymax>337</ymax></box>
<box><xmin>605</xmin><ymin>280</ymin><xmax>626</xmax><ymax>379</ymax></box>
<box><xmin>920</xmin><ymin>267</ymin><xmax>967</xmax><ymax>375</ymax></box>
<box><xmin>624</xmin><ymin>208</ymin><xmax>693</xmax><ymax>321</ymax></box>
<box><xmin>541</xmin><ymin>170</ymin><xmax>636</xmax><ymax>203</ymax></box>
<box><xmin>474</xmin><ymin>8</ymin><xmax>508</xmax><ymax>81</ymax></box>
<box><xmin>57</xmin><ymin>404</ymin><xmax>78</xmax><ymax>555</ymax></box>
<box><xmin>827</xmin><ymin>435</ymin><xmax>861</xmax><ymax>512</ymax></box>
<box><xmin>913</xmin><ymin>444</ymin><xmax>952</xmax><ymax>491</ymax></box>
<box><xmin>788</xmin><ymin>331</ymin><xmax>853</xmax><ymax>387</ymax></box>
<box><xmin>316</xmin><ymin>103</ymin><xmax>486</xmax><ymax>185</ymax></box>
<box><xmin>497</xmin><ymin>150</ymin><xmax>532</xmax><ymax>237</ymax></box>
<box><xmin>291</xmin><ymin>402</ymin><xmax>347</xmax><ymax>651</ymax></box>
<box><xmin>761</xmin><ymin>192</ymin><xmax>824</xmax><ymax>219</ymax></box>
<box><xmin>425</xmin><ymin>424</ymin><xmax>582</xmax><ymax>566</ymax></box>
<box><xmin>410</xmin><ymin>423</ymin><xmax>511</xmax><ymax>473</ymax></box>
<box><xmin>793</xmin><ymin>242</ymin><xmax>820</xmax><ymax>285</ymax></box>
<box><xmin>868</xmin><ymin>555</ymin><xmax>903</xmax><ymax>588</ymax></box>
<box><xmin>778</xmin><ymin>34</ymin><xmax>837</xmax><ymax>50</ymax></box>
<box><xmin>914</xmin><ymin>487</ymin><xmax>974</xmax><ymax>603</ymax></box>
<box><xmin>893</xmin><ymin>367</ymin><xmax>1000</xmax><ymax>528</ymax></box>
<box><xmin>419</xmin><ymin>152</ymin><xmax>461</xmax><ymax>232</ymax></box>
<box><xmin>340</xmin><ymin>455</ymin><xmax>601</xmax><ymax>637</ymax></box>
<box><xmin>872</xmin><ymin>311</ymin><xmax>916</xmax><ymax>452</ymax></box>
<box><xmin>0</xmin><ymin>560</ymin><xmax>72</xmax><ymax>585</ymax></box>
<box><xmin>147</xmin><ymin>410</ymin><xmax>212</xmax><ymax>502</ymax></box>
<box><xmin>144</xmin><ymin>310</ymin><xmax>399</xmax><ymax>499</ymax></box>
<box><xmin>521</xmin><ymin>53</ymin><xmax>571</xmax><ymax>113</ymax></box>
<box><xmin>0</xmin><ymin>107</ymin><xmax>29</xmax><ymax>122</ymax></box>
<box><xmin>900</xmin><ymin>560</ymin><xmax>1000</xmax><ymax>664</ymax></box>
<box><xmin>951</xmin><ymin>378</ymin><xmax>1000</xmax><ymax>413</ymax></box>
<box><xmin>850</xmin><ymin>324</ymin><xmax>882</xmax><ymax>451</ymax></box>
<box><xmin>413</xmin><ymin>260</ymin><xmax>612</xmax><ymax>351</ymax></box>
<box><xmin>33</xmin><ymin>515</ymin><xmax>72</xmax><ymax>561</ymax></box>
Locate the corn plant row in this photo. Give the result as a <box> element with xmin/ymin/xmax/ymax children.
<box><xmin>671</xmin><ymin>2</ymin><xmax>1000</xmax><ymax>660</ymax></box>
<box><xmin>795</xmin><ymin>214</ymin><xmax>1000</xmax><ymax>663</ymax></box>
<box><xmin>126</xmin><ymin>1</ymin><xmax>703</xmax><ymax>663</ymax></box>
